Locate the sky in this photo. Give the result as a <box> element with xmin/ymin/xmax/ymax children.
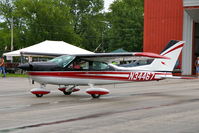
<box><xmin>104</xmin><ymin>0</ymin><xmax>115</xmax><ymax>12</ymax></box>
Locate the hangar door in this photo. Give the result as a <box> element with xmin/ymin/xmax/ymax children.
<box><xmin>183</xmin><ymin>7</ymin><xmax>199</xmax><ymax>75</ymax></box>
<box><xmin>193</xmin><ymin>23</ymin><xmax>199</xmax><ymax>74</ymax></box>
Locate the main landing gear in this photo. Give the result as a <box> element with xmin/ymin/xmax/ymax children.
<box><xmin>30</xmin><ymin>84</ymin><xmax>110</xmax><ymax>98</ymax></box>
<box><xmin>58</xmin><ymin>85</ymin><xmax>80</xmax><ymax>95</ymax></box>
<box><xmin>86</xmin><ymin>84</ymin><xmax>110</xmax><ymax>98</ymax></box>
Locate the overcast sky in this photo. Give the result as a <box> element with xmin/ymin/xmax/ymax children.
<box><xmin>104</xmin><ymin>0</ymin><xmax>115</xmax><ymax>12</ymax></box>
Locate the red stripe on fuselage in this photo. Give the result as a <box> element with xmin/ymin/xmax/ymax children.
<box><xmin>28</xmin><ymin>71</ymin><xmax>172</xmax><ymax>81</ymax></box>
<box><xmin>28</xmin><ymin>71</ymin><xmax>129</xmax><ymax>81</ymax></box>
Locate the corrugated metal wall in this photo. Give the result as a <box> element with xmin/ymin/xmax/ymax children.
<box><xmin>144</xmin><ymin>0</ymin><xmax>184</xmax><ymax>54</ymax></box>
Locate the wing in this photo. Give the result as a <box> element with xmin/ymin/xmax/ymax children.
<box><xmin>20</xmin><ymin>51</ymin><xmax>63</xmax><ymax>57</ymax></box>
<box><xmin>21</xmin><ymin>51</ymin><xmax>170</xmax><ymax>63</ymax></box>
<box><xmin>75</xmin><ymin>52</ymin><xmax>170</xmax><ymax>63</ymax></box>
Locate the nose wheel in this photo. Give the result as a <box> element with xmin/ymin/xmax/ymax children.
<box><xmin>30</xmin><ymin>84</ymin><xmax>50</xmax><ymax>98</ymax></box>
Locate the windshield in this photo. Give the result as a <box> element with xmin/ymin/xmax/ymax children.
<box><xmin>48</xmin><ymin>55</ymin><xmax>75</xmax><ymax>68</ymax></box>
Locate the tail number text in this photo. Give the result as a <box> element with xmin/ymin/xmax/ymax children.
<box><xmin>128</xmin><ymin>72</ymin><xmax>155</xmax><ymax>81</ymax></box>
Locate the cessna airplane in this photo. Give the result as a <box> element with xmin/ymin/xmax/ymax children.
<box><xmin>19</xmin><ymin>40</ymin><xmax>187</xmax><ymax>98</ymax></box>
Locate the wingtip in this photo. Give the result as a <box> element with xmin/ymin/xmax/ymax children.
<box><xmin>134</xmin><ymin>52</ymin><xmax>171</xmax><ymax>59</ymax></box>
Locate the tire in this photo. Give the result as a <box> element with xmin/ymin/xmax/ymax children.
<box><xmin>35</xmin><ymin>94</ymin><xmax>43</xmax><ymax>97</ymax></box>
<box><xmin>63</xmin><ymin>91</ymin><xmax>72</xmax><ymax>95</ymax></box>
<box><xmin>91</xmin><ymin>94</ymin><xmax>101</xmax><ymax>98</ymax></box>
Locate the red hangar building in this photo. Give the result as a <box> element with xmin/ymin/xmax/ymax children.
<box><xmin>144</xmin><ymin>0</ymin><xmax>199</xmax><ymax>75</ymax></box>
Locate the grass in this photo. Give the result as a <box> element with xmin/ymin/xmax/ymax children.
<box><xmin>0</xmin><ymin>73</ymin><xmax>28</xmax><ymax>78</ymax></box>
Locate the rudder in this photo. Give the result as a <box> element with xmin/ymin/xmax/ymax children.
<box><xmin>150</xmin><ymin>40</ymin><xmax>185</xmax><ymax>72</ymax></box>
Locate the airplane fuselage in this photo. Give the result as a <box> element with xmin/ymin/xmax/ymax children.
<box><xmin>18</xmin><ymin>40</ymin><xmax>185</xmax><ymax>98</ymax></box>
<box><xmin>28</xmin><ymin>71</ymin><xmax>171</xmax><ymax>85</ymax></box>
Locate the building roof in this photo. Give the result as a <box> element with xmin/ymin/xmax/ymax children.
<box><xmin>3</xmin><ymin>40</ymin><xmax>93</xmax><ymax>57</ymax></box>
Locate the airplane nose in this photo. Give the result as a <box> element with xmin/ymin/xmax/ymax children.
<box><xmin>18</xmin><ymin>62</ymin><xmax>60</xmax><ymax>71</ymax></box>
<box><xmin>18</xmin><ymin>63</ymin><xmax>33</xmax><ymax>71</ymax></box>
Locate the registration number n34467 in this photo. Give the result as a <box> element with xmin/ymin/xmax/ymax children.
<box><xmin>128</xmin><ymin>72</ymin><xmax>155</xmax><ymax>81</ymax></box>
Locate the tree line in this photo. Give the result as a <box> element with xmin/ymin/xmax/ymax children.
<box><xmin>0</xmin><ymin>0</ymin><xmax>143</xmax><ymax>55</ymax></box>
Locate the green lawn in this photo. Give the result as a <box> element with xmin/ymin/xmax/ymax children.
<box><xmin>0</xmin><ymin>73</ymin><xmax>28</xmax><ymax>78</ymax></box>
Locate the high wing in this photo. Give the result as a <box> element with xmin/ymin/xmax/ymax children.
<box><xmin>21</xmin><ymin>51</ymin><xmax>170</xmax><ymax>63</ymax></box>
<box><xmin>73</xmin><ymin>52</ymin><xmax>170</xmax><ymax>63</ymax></box>
<box><xmin>20</xmin><ymin>51</ymin><xmax>64</xmax><ymax>57</ymax></box>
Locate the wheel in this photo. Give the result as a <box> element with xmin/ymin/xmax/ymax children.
<box><xmin>35</xmin><ymin>94</ymin><xmax>43</xmax><ymax>97</ymax></box>
<box><xmin>91</xmin><ymin>94</ymin><xmax>101</xmax><ymax>98</ymax></box>
<box><xmin>63</xmin><ymin>91</ymin><xmax>72</xmax><ymax>95</ymax></box>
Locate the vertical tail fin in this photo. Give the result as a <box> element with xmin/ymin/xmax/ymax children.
<box><xmin>150</xmin><ymin>40</ymin><xmax>185</xmax><ymax>72</ymax></box>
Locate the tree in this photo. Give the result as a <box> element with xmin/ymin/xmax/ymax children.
<box><xmin>105</xmin><ymin>0</ymin><xmax>144</xmax><ymax>52</ymax></box>
<box><xmin>0</xmin><ymin>0</ymin><xmax>14</xmax><ymax>54</ymax></box>
<box><xmin>69</xmin><ymin>0</ymin><xmax>105</xmax><ymax>52</ymax></box>
<box><xmin>0</xmin><ymin>0</ymin><xmax>144</xmax><ymax>54</ymax></box>
<box><xmin>0</xmin><ymin>0</ymin><xmax>106</xmax><ymax>53</ymax></box>
<box><xmin>13</xmin><ymin>0</ymin><xmax>81</xmax><ymax>47</ymax></box>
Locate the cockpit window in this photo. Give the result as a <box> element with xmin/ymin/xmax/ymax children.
<box><xmin>68</xmin><ymin>59</ymin><xmax>89</xmax><ymax>70</ymax></box>
<box><xmin>48</xmin><ymin>55</ymin><xmax>75</xmax><ymax>68</ymax></box>
<box><xmin>119</xmin><ymin>59</ymin><xmax>154</xmax><ymax>67</ymax></box>
<box><xmin>133</xmin><ymin>59</ymin><xmax>154</xmax><ymax>66</ymax></box>
<box><xmin>67</xmin><ymin>59</ymin><xmax>111</xmax><ymax>71</ymax></box>
<box><xmin>92</xmin><ymin>61</ymin><xmax>110</xmax><ymax>70</ymax></box>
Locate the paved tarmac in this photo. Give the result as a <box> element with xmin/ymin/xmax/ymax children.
<box><xmin>0</xmin><ymin>77</ymin><xmax>199</xmax><ymax>133</ymax></box>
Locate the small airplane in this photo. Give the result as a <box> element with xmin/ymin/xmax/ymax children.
<box><xmin>19</xmin><ymin>40</ymin><xmax>189</xmax><ymax>98</ymax></box>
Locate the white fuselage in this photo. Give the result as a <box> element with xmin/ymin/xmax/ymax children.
<box><xmin>28</xmin><ymin>71</ymin><xmax>172</xmax><ymax>86</ymax></box>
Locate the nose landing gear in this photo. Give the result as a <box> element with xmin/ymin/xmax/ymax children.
<box><xmin>30</xmin><ymin>84</ymin><xmax>50</xmax><ymax>97</ymax></box>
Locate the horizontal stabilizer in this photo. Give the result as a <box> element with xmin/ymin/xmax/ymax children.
<box><xmin>164</xmin><ymin>76</ymin><xmax>197</xmax><ymax>79</ymax></box>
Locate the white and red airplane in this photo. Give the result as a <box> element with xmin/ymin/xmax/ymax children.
<box><xmin>19</xmin><ymin>40</ymin><xmax>188</xmax><ymax>98</ymax></box>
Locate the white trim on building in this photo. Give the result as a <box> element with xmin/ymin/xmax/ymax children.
<box><xmin>182</xmin><ymin>0</ymin><xmax>199</xmax><ymax>75</ymax></box>
<box><xmin>183</xmin><ymin>0</ymin><xmax>199</xmax><ymax>7</ymax></box>
<box><xmin>182</xmin><ymin>11</ymin><xmax>193</xmax><ymax>75</ymax></box>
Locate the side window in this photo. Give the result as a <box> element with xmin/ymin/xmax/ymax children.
<box><xmin>92</xmin><ymin>62</ymin><xmax>110</xmax><ymax>70</ymax></box>
<box><xmin>67</xmin><ymin>59</ymin><xmax>89</xmax><ymax>70</ymax></box>
<box><xmin>80</xmin><ymin>61</ymin><xmax>89</xmax><ymax>70</ymax></box>
<box><xmin>66</xmin><ymin>60</ymin><xmax>111</xmax><ymax>71</ymax></box>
